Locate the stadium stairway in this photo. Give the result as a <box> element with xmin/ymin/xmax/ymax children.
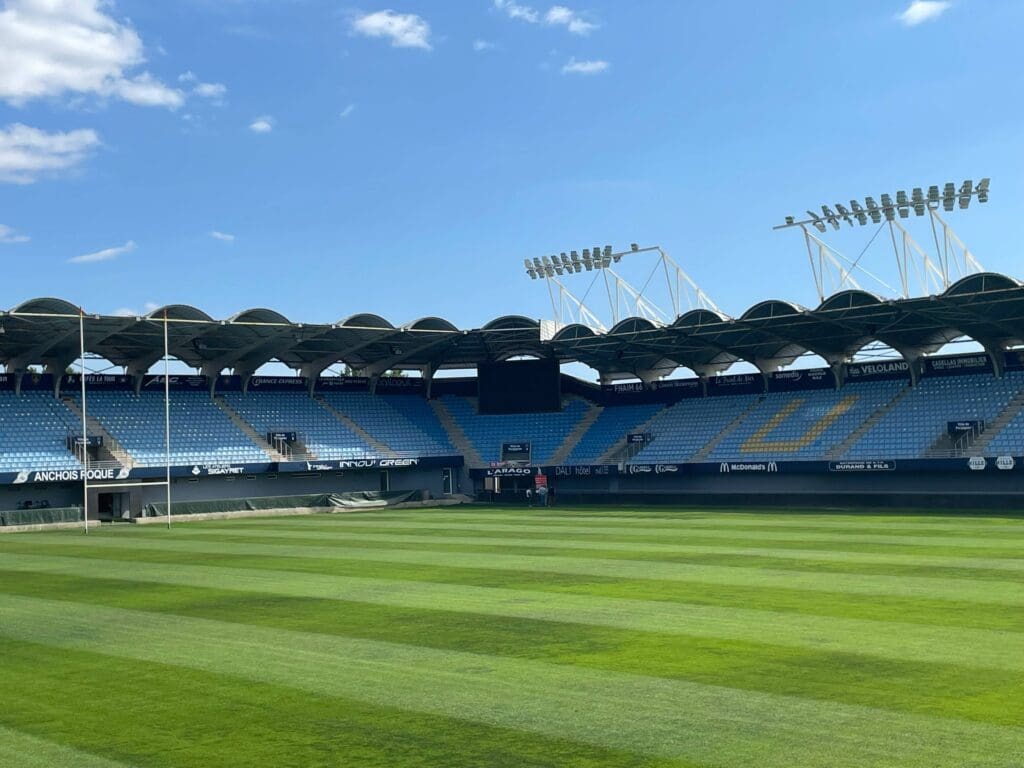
<box><xmin>690</xmin><ymin>396</ymin><xmax>766</xmax><ymax>462</ymax></box>
<box><xmin>61</xmin><ymin>397</ymin><xmax>136</xmax><ymax>469</ymax></box>
<box><xmin>825</xmin><ymin>385</ymin><xmax>911</xmax><ymax>460</ymax></box>
<box><xmin>212</xmin><ymin>397</ymin><xmax>288</xmax><ymax>461</ymax></box>
<box><xmin>598</xmin><ymin>407</ymin><xmax>668</xmax><ymax>464</ymax></box>
<box><xmin>429</xmin><ymin>398</ymin><xmax>483</xmax><ymax>466</ymax></box>
<box><xmin>549</xmin><ymin>399</ymin><xmax>603</xmax><ymax>465</ymax></box>
<box><xmin>955</xmin><ymin>390</ymin><xmax>1024</xmax><ymax>456</ymax></box>
<box><xmin>314</xmin><ymin>396</ymin><xmax>397</xmax><ymax>458</ymax></box>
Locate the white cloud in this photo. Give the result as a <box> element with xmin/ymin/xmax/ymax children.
<box><xmin>0</xmin><ymin>123</ymin><xmax>101</xmax><ymax>184</ymax></box>
<box><xmin>0</xmin><ymin>0</ymin><xmax>183</xmax><ymax>108</ymax></box>
<box><xmin>0</xmin><ymin>224</ymin><xmax>29</xmax><ymax>243</ymax></box>
<box><xmin>544</xmin><ymin>5</ymin><xmax>595</xmax><ymax>35</ymax></box>
<box><xmin>472</xmin><ymin>39</ymin><xmax>494</xmax><ymax>51</ymax></box>
<box><xmin>69</xmin><ymin>239</ymin><xmax>136</xmax><ymax>264</ymax></box>
<box><xmin>249</xmin><ymin>115</ymin><xmax>274</xmax><ymax>133</ymax></box>
<box><xmin>194</xmin><ymin>82</ymin><xmax>226</xmax><ymax>100</ymax></box>
<box><xmin>898</xmin><ymin>0</ymin><xmax>951</xmax><ymax>25</ymax></box>
<box><xmin>113</xmin><ymin>301</ymin><xmax>159</xmax><ymax>317</ymax></box>
<box><xmin>494</xmin><ymin>1</ymin><xmax>596</xmax><ymax>34</ymax></box>
<box><xmin>561</xmin><ymin>57</ymin><xmax>608</xmax><ymax>75</ymax></box>
<box><xmin>351</xmin><ymin>10</ymin><xmax>431</xmax><ymax>50</ymax></box>
<box><xmin>493</xmin><ymin>0</ymin><xmax>539</xmax><ymax>23</ymax></box>
<box><xmin>339</xmin><ymin>103</ymin><xmax>356</xmax><ymax>119</ymax></box>
<box><xmin>108</xmin><ymin>72</ymin><xmax>184</xmax><ymax>108</ymax></box>
<box><xmin>210</xmin><ymin>230</ymin><xmax>235</xmax><ymax>242</ymax></box>
<box><xmin>179</xmin><ymin>71</ymin><xmax>226</xmax><ymax>102</ymax></box>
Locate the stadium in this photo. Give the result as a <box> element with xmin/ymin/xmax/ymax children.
<box><xmin>3</xmin><ymin>261</ymin><xmax>1024</xmax><ymax>520</ymax></box>
<box><xmin>4</xmin><ymin>2</ymin><xmax>1024</xmax><ymax>767</ymax></box>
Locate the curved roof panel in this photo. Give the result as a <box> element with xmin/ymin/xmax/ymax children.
<box><xmin>945</xmin><ymin>272</ymin><xmax>1021</xmax><ymax>296</ymax></box>
<box><xmin>1</xmin><ymin>271</ymin><xmax>1022</xmax><ymax>377</ymax></box>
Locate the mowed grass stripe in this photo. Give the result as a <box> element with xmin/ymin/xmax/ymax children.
<box><xmin>13</xmin><ymin>533</ymin><xmax>1024</xmax><ymax>606</ymax></box>
<box><xmin>3</xmin><ymin>638</ymin><xmax>681</xmax><ymax>768</ymax></box>
<box><xmin>5</xmin><ymin>569</ymin><xmax>1023</xmax><ymax>728</ymax></box>
<box><xmin>2</xmin><ymin>595</ymin><xmax>1022</xmax><ymax>768</ymax></box>
<box><xmin>1</xmin><ymin>552</ymin><xmax>1022</xmax><ymax>672</ymax></box>
<box><xmin>0</xmin><ymin>725</ymin><xmax>134</xmax><ymax>768</ymax></box>
<box><xmin>299</xmin><ymin>509</ymin><xmax>1024</xmax><ymax>535</ymax></box>
<box><xmin>158</xmin><ymin>525</ymin><xmax>1024</xmax><ymax>573</ymax></box>
<box><xmin>211</xmin><ymin>516</ymin><xmax>1024</xmax><ymax>549</ymax></box>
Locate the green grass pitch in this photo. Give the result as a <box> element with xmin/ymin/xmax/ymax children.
<box><xmin>1</xmin><ymin>505</ymin><xmax>1023</xmax><ymax>767</ymax></box>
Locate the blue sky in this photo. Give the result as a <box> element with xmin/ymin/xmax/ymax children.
<box><xmin>1</xmin><ymin>0</ymin><xmax>1022</xmax><ymax>334</ymax></box>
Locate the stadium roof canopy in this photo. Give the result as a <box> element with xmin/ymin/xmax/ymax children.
<box><xmin>2</xmin><ymin>272</ymin><xmax>1024</xmax><ymax>383</ymax></box>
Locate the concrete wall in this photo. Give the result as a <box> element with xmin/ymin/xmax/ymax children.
<box><xmin>5</xmin><ymin>463</ymin><xmax>462</xmax><ymax>517</ymax></box>
<box><xmin>479</xmin><ymin>471</ymin><xmax>1024</xmax><ymax>510</ymax></box>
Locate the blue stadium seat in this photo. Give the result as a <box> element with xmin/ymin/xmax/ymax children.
<box><xmin>441</xmin><ymin>395</ymin><xmax>589</xmax><ymax>464</ymax></box>
<box><xmin>222</xmin><ymin>391</ymin><xmax>379</xmax><ymax>459</ymax></box>
<box><xmin>0</xmin><ymin>391</ymin><xmax>81</xmax><ymax>472</ymax></box>
<box><xmin>77</xmin><ymin>390</ymin><xmax>270</xmax><ymax>466</ymax></box>
<box><xmin>319</xmin><ymin>392</ymin><xmax>454</xmax><ymax>456</ymax></box>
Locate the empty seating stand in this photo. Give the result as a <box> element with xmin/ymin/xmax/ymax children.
<box><xmin>566</xmin><ymin>404</ymin><xmax>662</xmax><ymax>464</ymax></box>
<box><xmin>843</xmin><ymin>371</ymin><xmax>1024</xmax><ymax>459</ymax></box>
<box><xmin>0</xmin><ymin>391</ymin><xmax>81</xmax><ymax>472</ymax></box>
<box><xmin>222</xmin><ymin>391</ymin><xmax>379</xmax><ymax>460</ymax></box>
<box><xmin>441</xmin><ymin>395</ymin><xmax>588</xmax><ymax>464</ymax></box>
<box><xmin>79</xmin><ymin>390</ymin><xmax>270</xmax><ymax>466</ymax></box>
<box><xmin>320</xmin><ymin>392</ymin><xmax>454</xmax><ymax>456</ymax></box>
<box><xmin>707</xmin><ymin>381</ymin><xmax>903</xmax><ymax>462</ymax></box>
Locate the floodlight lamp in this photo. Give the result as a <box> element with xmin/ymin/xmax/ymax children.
<box><xmin>977</xmin><ymin>177</ymin><xmax>990</xmax><ymax>203</ymax></box>
<box><xmin>785</xmin><ymin>215</ymin><xmax>795</xmax><ymax>225</ymax></box>
<box><xmin>928</xmin><ymin>185</ymin><xmax>939</xmax><ymax>203</ymax></box>
<box><xmin>630</xmin><ymin>243</ymin><xmax>639</xmax><ymax>251</ymax></box>
<box><xmin>523</xmin><ymin>258</ymin><xmax>533</xmax><ymax>271</ymax></box>
<box><xmin>570</xmin><ymin>250</ymin><xmax>581</xmax><ymax>265</ymax></box>
<box><xmin>942</xmin><ymin>182</ymin><xmax>956</xmax><ymax>211</ymax></box>
<box><xmin>560</xmin><ymin>253</ymin><xmax>571</xmax><ymax>266</ymax></box>
<box><xmin>958</xmin><ymin>179</ymin><xmax>973</xmax><ymax>209</ymax></box>
<box><xmin>603</xmin><ymin>245</ymin><xmax>612</xmax><ymax>257</ymax></box>
<box><xmin>533</xmin><ymin>257</ymin><xmax>543</xmax><ymax>269</ymax></box>
<box><xmin>835</xmin><ymin>203</ymin><xmax>853</xmax><ymax>225</ymax></box>
<box><xmin>806</xmin><ymin>210</ymin><xmax>826</xmax><ymax>233</ymax></box>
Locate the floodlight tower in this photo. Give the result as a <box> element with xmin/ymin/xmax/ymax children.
<box><xmin>523</xmin><ymin>243</ymin><xmax>723</xmax><ymax>337</ymax></box>
<box><xmin>774</xmin><ymin>178</ymin><xmax>989</xmax><ymax>301</ymax></box>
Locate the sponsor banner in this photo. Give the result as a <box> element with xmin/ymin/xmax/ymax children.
<box><xmin>828</xmin><ymin>460</ymin><xmax>896</xmax><ymax>472</ymax></box>
<box><xmin>10</xmin><ymin>467</ymin><xmax>132</xmax><ymax>484</ymax></box>
<box><xmin>279</xmin><ymin>455</ymin><xmax>459</xmax><ymax>475</ymax></box>
<box><xmin>63</xmin><ymin>374</ymin><xmax>132</xmax><ymax>390</ymax></box>
<box><xmin>316</xmin><ymin>376</ymin><xmax>370</xmax><ymax>392</ymax></box>
<box><xmin>0</xmin><ymin>373</ymin><xmax>55</xmax><ymax>391</ymax></box>
<box><xmin>376</xmin><ymin>376</ymin><xmax>425</xmax><ymax>393</ymax></box>
<box><xmin>249</xmin><ymin>376</ymin><xmax>308</xmax><ymax>390</ymax></box>
<box><xmin>651</xmin><ymin>378</ymin><xmax>701</xmax><ymax>393</ymax></box>
<box><xmin>996</xmin><ymin>456</ymin><xmax>1016</xmax><ymax>471</ymax></box>
<box><xmin>968</xmin><ymin>456</ymin><xmax>987</xmax><ymax>471</ymax></box>
<box><xmin>627</xmin><ymin>432</ymin><xmax>651</xmax><ymax>444</ymax></box>
<box><xmin>768</xmin><ymin>368</ymin><xmax>835</xmax><ymax>392</ymax></box>
<box><xmin>846</xmin><ymin>360</ymin><xmax>910</xmax><ymax>382</ymax></box>
<box><xmin>607</xmin><ymin>381</ymin><xmax>645</xmax><ymax>394</ymax></box>
<box><xmin>547</xmin><ymin>464</ymin><xmax>617</xmax><ymax>478</ymax></box>
<box><xmin>707</xmin><ymin>373</ymin><xmax>763</xmax><ymax>396</ymax></box>
<box><xmin>217</xmin><ymin>375</ymin><xmax>244</xmax><ymax>392</ymax></box>
<box><xmin>718</xmin><ymin>461</ymin><xmax>779</xmax><ymax>473</ymax></box>
<box><xmin>481</xmin><ymin>466</ymin><xmax>535</xmax><ymax>478</ymax></box>
<box><xmin>925</xmin><ymin>354</ymin><xmax>992</xmax><ymax>377</ymax></box>
<box><xmin>142</xmin><ymin>375</ymin><xmax>207</xmax><ymax>390</ymax></box>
